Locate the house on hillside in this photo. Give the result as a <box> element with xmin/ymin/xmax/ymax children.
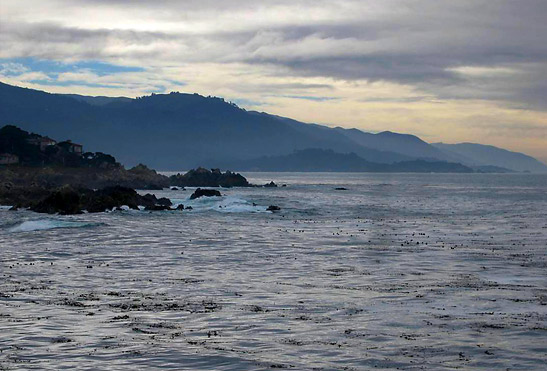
<box><xmin>26</xmin><ymin>136</ymin><xmax>57</xmax><ymax>151</ymax></box>
<box><xmin>58</xmin><ymin>140</ymin><xmax>83</xmax><ymax>155</ymax></box>
<box><xmin>0</xmin><ymin>153</ymin><xmax>19</xmax><ymax>165</ymax></box>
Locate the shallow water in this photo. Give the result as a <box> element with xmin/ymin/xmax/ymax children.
<box><xmin>1</xmin><ymin>173</ymin><xmax>546</xmax><ymax>370</ymax></box>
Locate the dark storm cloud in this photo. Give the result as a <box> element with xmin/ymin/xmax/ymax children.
<box><xmin>0</xmin><ymin>21</ymin><xmax>177</xmax><ymax>60</ymax></box>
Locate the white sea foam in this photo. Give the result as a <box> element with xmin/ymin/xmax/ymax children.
<box><xmin>182</xmin><ymin>195</ymin><xmax>268</xmax><ymax>213</ymax></box>
<box><xmin>8</xmin><ymin>219</ymin><xmax>100</xmax><ymax>233</ymax></box>
<box><xmin>110</xmin><ymin>205</ymin><xmax>131</xmax><ymax>211</ymax></box>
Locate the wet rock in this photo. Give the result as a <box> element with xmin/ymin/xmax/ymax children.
<box><xmin>170</xmin><ymin>167</ymin><xmax>250</xmax><ymax>187</ymax></box>
<box><xmin>175</xmin><ymin>204</ymin><xmax>185</xmax><ymax>211</ymax></box>
<box><xmin>144</xmin><ymin>204</ymin><xmax>172</xmax><ymax>211</ymax></box>
<box><xmin>126</xmin><ymin>164</ymin><xmax>170</xmax><ymax>189</ymax></box>
<box><xmin>264</xmin><ymin>181</ymin><xmax>278</xmax><ymax>188</ymax></box>
<box><xmin>190</xmin><ymin>188</ymin><xmax>222</xmax><ymax>199</ymax></box>
<box><xmin>141</xmin><ymin>193</ymin><xmax>158</xmax><ymax>206</ymax></box>
<box><xmin>335</xmin><ymin>187</ymin><xmax>348</xmax><ymax>190</ymax></box>
<box><xmin>0</xmin><ymin>163</ymin><xmax>170</xmax><ymax>191</ymax></box>
<box><xmin>86</xmin><ymin>186</ymin><xmax>141</xmax><ymax>212</ymax></box>
<box><xmin>157</xmin><ymin>197</ymin><xmax>172</xmax><ymax>207</ymax></box>
<box><xmin>31</xmin><ymin>186</ymin><xmax>83</xmax><ymax>215</ymax></box>
<box><xmin>23</xmin><ymin>185</ymin><xmax>174</xmax><ymax>214</ymax></box>
<box><xmin>267</xmin><ymin>205</ymin><xmax>281</xmax><ymax>211</ymax></box>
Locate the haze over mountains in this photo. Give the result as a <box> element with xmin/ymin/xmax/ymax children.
<box><xmin>1</xmin><ymin>82</ymin><xmax>546</xmax><ymax>173</ymax></box>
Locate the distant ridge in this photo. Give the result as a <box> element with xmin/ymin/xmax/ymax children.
<box><xmin>62</xmin><ymin>94</ymin><xmax>132</xmax><ymax>106</ymax></box>
<box><xmin>1</xmin><ymin>81</ymin><xmax>545</xmax><ymax>172</ymax></box>
<box><xmin>334</xmin><ymin>128</ymin><xmax>454</xmax><ymax>162</ymax></box>
<box><xmin>225</xmin><ymin>148</ymin><xmax>473</xmax><ymax>173</ymax></box>
<box><xmin>432</xmin><ymin>143</ymin><xmax>547</xmax><ymax>173</ymax></box>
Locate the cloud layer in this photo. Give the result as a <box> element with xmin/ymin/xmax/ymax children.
<box><xmin>1</xmin><ymin>0</ymin><xmax>546</xmax><ymax>161</ymax></box>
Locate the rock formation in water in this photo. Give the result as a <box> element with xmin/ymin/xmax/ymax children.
<box><xmin>29</xmin><ymin>185</ymin><xmax>173</xmax><ymax>215</ymax></box>
<box><xmin>190</xmin><ymin>188</ymin><xmax>222</xmax><ymax>199</ymax></box>
<box><xmin>170</xmin><ymin>167</ymin><xmax>250</xmax><ymax>187</ymax></box>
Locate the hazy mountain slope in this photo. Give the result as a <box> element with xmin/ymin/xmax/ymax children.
<box><xmin>0</xmin><ymin>82</ymin><xmax>410</xmax><ymax>169</ymax></box>
<box><xmin>227</xmin><ymin>148</ymin><xmax>473</xmax><ymax>173</ymax></box>
<box><xmin>432</xmin><ymin>142</ymin><xmax>547</xmax><ymax>173</ymax></box>
<box><xmin>2</xmin><ymin>81</ymin><xmax>545</xmax><ymax>172</ymax></box>
<box><xmin>334</xmin><ymin>128</ymin><xmax>456</xmax><ymax>161</ymax></box>
<box><xmin>272</xmin><ymin>116</ymin><xmax>410</xmax><ymax>163</ymax></box>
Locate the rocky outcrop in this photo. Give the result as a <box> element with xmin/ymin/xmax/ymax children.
<box><xmin>266</xmin><ymin>205</ymin><xmax>281</xmax><ymax>211</ymax></box>
<box><xmin>31</xmin><ymin>186</ymin><xmax>83</xmax><ymax>215</ymax></box>
<box><xmin>0</xmin><ymin>165</ymin><xmax>170</xmax><ymax>191</ymax></box>
<box><xmin>83</xmin><ymin>186</ymin><xmax>151</xmax><ymax>213</ymax></box>
<box><xmin>170</xmin><ymin>167</ymin><xmax>250</xmax><ymax>187</ymax></box>
<box><xmin>127</xmin><ymin>164</ymin><xmax>170</xmax><ymax>189</ymax></box>
<box><xmin>0</xmin><ymin>182</ymin><xmax>51</xmax><ymax>209</ymax></box>
<box><xmin>21</xmin><ymin>185</ymin><xmax>174</xmax><ymax>215</ymax></box>
<box><xmin>190</xmin><ymin>188</ymin><xmax>222</xmax><ymax>200</ymax></box>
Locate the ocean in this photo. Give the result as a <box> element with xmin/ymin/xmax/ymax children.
<box><xmin>1</xmin><ymin>173</ymin><xmax>546</xmax><ymax>370</ymax></box>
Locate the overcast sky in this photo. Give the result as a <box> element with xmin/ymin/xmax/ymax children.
<box><xmin>1</xmin><ymin>0</ymin><xmax>546</xmax><ymax>162</ymax></box>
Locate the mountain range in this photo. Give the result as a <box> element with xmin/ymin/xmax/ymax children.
<box><xmin>1</xmin><ymin>81</ymin><xmax>546</xmax><ymax>173</ymax></box>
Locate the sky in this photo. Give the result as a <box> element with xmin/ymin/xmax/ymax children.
<box><xmin>1</xmin><ymin>0</ymin><xmax>546</xmax><ymax>163</ymax></box>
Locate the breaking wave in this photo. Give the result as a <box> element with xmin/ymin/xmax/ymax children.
<box><xmin>173</xmin><ymin>195</ymin><xmax>269</xmax><ymax>213</ymax></box>
<box><xmin>8</xmin><ymin>219</ymin><xmax>103</xmax><ymax>233</ymax></box>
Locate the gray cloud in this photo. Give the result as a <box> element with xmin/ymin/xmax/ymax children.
<box><xmin>1</xmin><ymin>0</ymin><xmax>547</xmax><ymax>108</ymax></box>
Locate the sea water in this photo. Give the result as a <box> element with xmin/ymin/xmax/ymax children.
<box><xmin>1</xmin><ymin>173</ymin><xmax>546</xmax><ymax>370</ymax></box>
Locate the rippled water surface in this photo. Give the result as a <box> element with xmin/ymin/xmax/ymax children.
<box><xmin>1</xmin><ymin>173</ymin><xmax>546</xmax><ymax>370</ymax></box>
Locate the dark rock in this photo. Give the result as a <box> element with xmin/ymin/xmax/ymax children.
<box><xmin>139</xmin><ymin>183</ymin><xmax>165</xmax><ymax>190</ymax></box>
<box><xmin>0</xmin><ymin>183</ymin><xmax>53</xmax><ymax>209</ymax></box>
<box><xmin>0</xmin><ymin>163</ymin><xmax>170</xmax><ymax>191</ymax></box>
<box><xmin>144</xmin><ymin>204</ymin><xmax>172</xmax><ymax>211</ymax></box>
<box><xmin>264</xmin><ymin>181</ymin><xmax>277</xmax><ymax>188</ymax></box>
<box><xmin>185</xmin><ymin>206</ymin><xmax>193</xmax><ymax>210</ymax></box>
<box><xmin>267</xmin><ymin>205</ymin><xmax>281</xmax><ymax>211</ymax></box>
<box><xmin>335</xmin><ymin>187</ymin><xmax>348</xmax><ymax>190</ymax></box>
<box><xmin>31</xmin><ymin>186</ymin><xmax>83</xmax><ymax>215</ymax></box>
<box><xmin>190</xmin><ymin>188</ymin><xmax>222</xmax><ymax>199</ymax></box>
<box><xmin>85</xmin><ymin>186</ymin><xmax>141</xmax><ymax>212</ymax></box>
<box><xmin>141</xmin><ymin>193</ymin><xmax>158</xmax><ymax>206</ymax></box>
<box><xmin>156</xmin><ymin>197</ymin><xmax>172</xmax><ymax>207</ymax></box>
<box><xmin>175</xmin><ymin>204</ymin><xmax>185</xmax><ymax>210</ymax></box>
<box><xmin>21</xmin><ymin>184</ymin><xmax>174</xmax><ymax>215</ymax></box>
<box><xmin>126</xmin><ymin>164</ymin><xmax>169</xmax><ymax>189</ymax></box>
<box><xmin>170</xmin><ymin>167</ymin><xmax>250</xmax><ymax>187</ymax></box>
<box><xmin>170</xmin><ymin>186</ymin><xmax>180</xmax><ymax>190</ymax></box>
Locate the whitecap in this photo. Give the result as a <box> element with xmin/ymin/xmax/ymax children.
<box><xmin>184</xmin><ymin>195</ymin><xmax>268</xmax><ymax>213</ymax></box>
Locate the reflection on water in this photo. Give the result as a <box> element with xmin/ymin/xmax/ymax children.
<box><xmin>1</xmin><ymin>173</ymin><xmax>546</xmax><ymax>370</ymax></box>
